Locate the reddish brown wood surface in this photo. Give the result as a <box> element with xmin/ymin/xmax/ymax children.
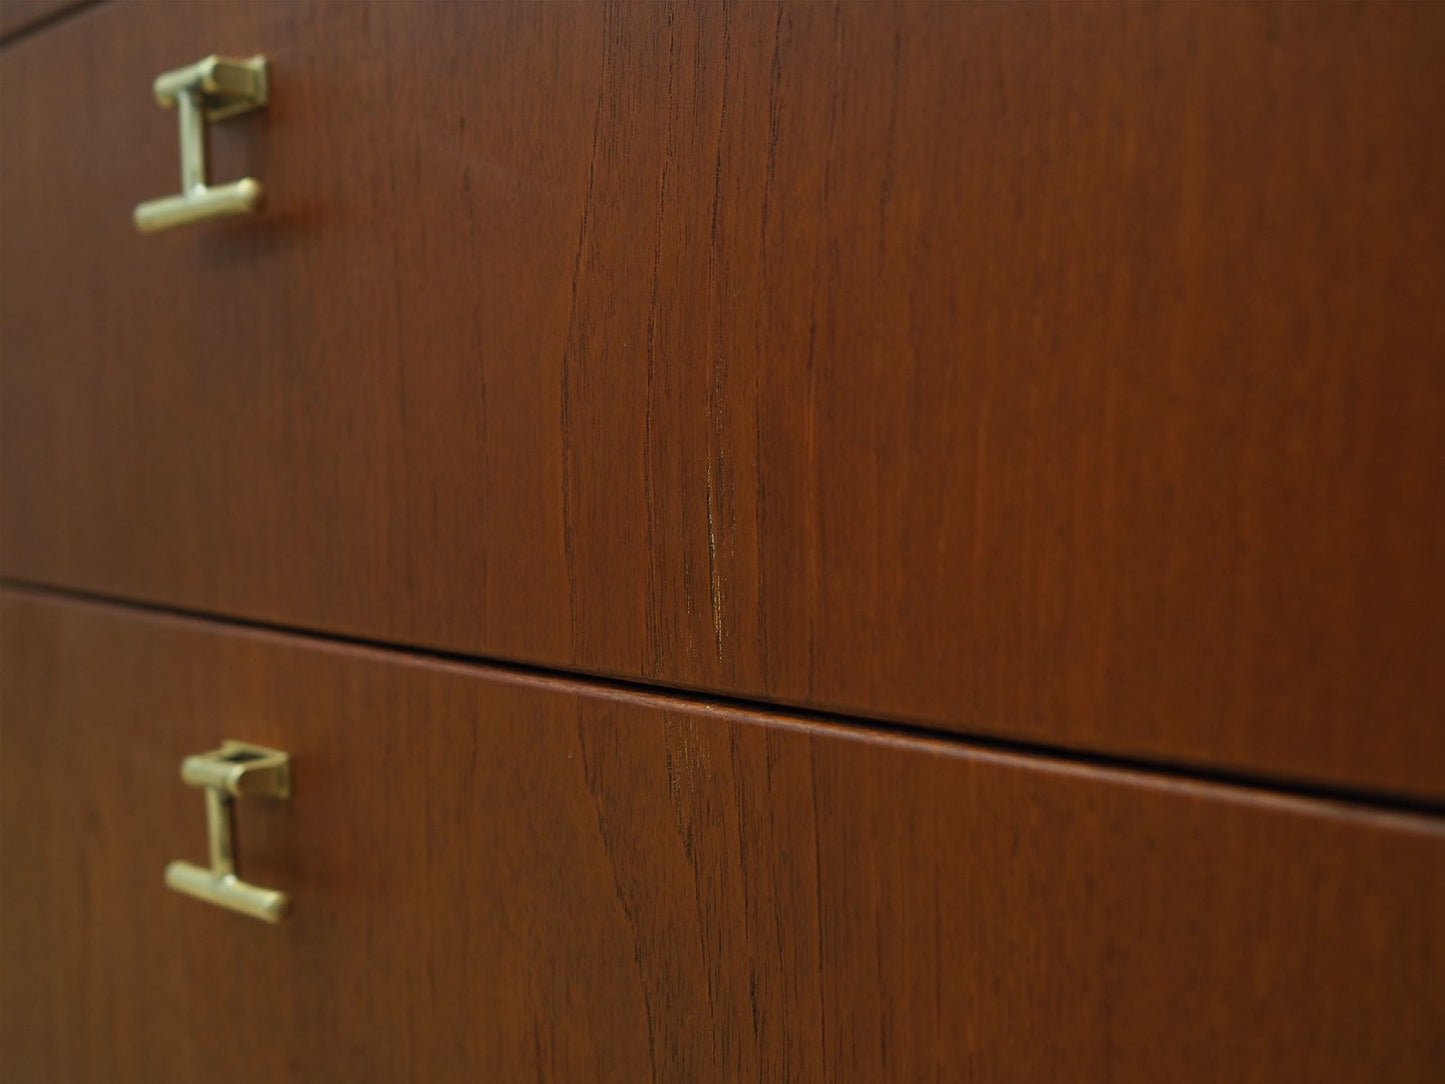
<box><xmin>3</xmin><ymin>3</ymin><xmax>1443</xmax><ymax>799</ymax></box>
<box><xmin>2</xmin><ymin>588</ymin><xmax>1443</xmax><ymax>1080</ymax></box>
<box><xmin>1</xmin><ymin>589</ymin><xmax>1442</xmax><ymax>1080</ymax></box>
<box><xmin>0</xmin><ymin>0</ymin><xmax>90</xmax><ymax>43</ymax></box>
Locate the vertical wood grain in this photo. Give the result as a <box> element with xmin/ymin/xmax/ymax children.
<box><xmin>2</xmin><ymin>589</ymin><xmax>1443</xmax><ymax>1081</ymax></box>
<box><xmin>3</xmin><ymin>3</ymin><xmax>1443</xmax><ymax>798</ymax></box>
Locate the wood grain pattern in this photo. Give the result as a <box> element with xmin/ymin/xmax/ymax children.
<box><xmin>0</xmin><ymin>0</ymin><xmax>91</xmax><ymax>43</ymax></box>
<box><xmin>3</xmin><ymin>3</ymin><xmax>1444</xmax><ymax>799</ymax></box>
<box><xmin>2</xmin><ymin>587</ymin><xmax>1443</xmax><ymax>1081</ymax></box>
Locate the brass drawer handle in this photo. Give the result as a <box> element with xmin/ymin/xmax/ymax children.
<box><xmin>164</xmin><ymin>740</ymin><xmax>291</xmax><ymax>923</ymax></box>
<box><xmin>133</xmin><ymin>55</ymin><xmax>269</xmax><ymax>234</ymax></box>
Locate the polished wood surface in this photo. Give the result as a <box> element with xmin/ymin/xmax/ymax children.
<box><xmin>4</xmin><ymin>3</ymin><xmax>1443</xmax><ymax>799</ymax></box>
<box><xmin>2</xmin><ymin>588</ymin><xmax>1443</xmax><ymax>1081</ymax></box>
<box><xmin>0</xmin><ymin>0</ymin><xmax>90</xmax><ymax>43</ymax></box>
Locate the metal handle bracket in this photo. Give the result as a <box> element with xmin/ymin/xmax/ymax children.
<box><xmin>134</xmin><ymin>54</ymin><xmax>269</xmax><ymax>234</ymax></box>
<box><xmin>165</xmin><ymin>740</ymin><xmax>291</xmax><ymax>923</ymax></box>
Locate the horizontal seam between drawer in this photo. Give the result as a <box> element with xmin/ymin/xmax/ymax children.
<box><xmin>0</xmin><ymin>0</ymin><xmax>107</xmax><ymax>49</ymax></box>
<box><xmin>4</xmin><ymin>574</ymin><xmax>1443</xmax><ymax>823</ymax></box>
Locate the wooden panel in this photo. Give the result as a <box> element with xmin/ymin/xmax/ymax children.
<box><xmin>0</xmin><ymin>0</ymin><xmax>92</xmax><ymax>43</ymax></box>
<box><xmin>2</xmin><ymin>588</ymin><xmax>1443</xmax><ymax>1081</ymax></box>
<box><xmin>3</xmin><ymin>3</ymin><xmax>1443</xmax><ymax>799</ymax></box>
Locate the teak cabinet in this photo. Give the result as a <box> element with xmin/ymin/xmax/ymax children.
<box><xmin>2</xmin><ymin>3</ymin><xmax>1442</xmax><ymax>1081</ymax></box>
<box><xmin>4</xmin><ymin>592</ymin><xmax>1444</xmax><ymax>1080</ymax></box>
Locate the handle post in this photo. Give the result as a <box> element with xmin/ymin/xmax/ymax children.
<box><xmin>134</xmin><ymin>54</ymin><xmax>269</xmax><ymax>234</ymax></box>
<box><xmin>165</xmin><ymin>740</ymin><xmax>291</xmax><ymax>924</ymax></box>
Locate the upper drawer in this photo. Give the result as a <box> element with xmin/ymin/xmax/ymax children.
<box><xmin>3</xmin><ymin>589</ymin><xmax>1443</xmax><ymax>1080</ymax></box>
<box><xmin>3</xmin><ymin>2</ymin><xmax>1443</xmax><ymax>800</ymax></box>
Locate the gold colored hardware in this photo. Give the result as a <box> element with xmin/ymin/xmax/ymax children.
<box><xmin>165</xmin><ymin>740</ymin><xmax>291</xmax><ymax>923</ymax></box>
<box><xmin>133</xmin><ymin>55</ymin><xmax>269</xmax><ymax>234</ymax></box>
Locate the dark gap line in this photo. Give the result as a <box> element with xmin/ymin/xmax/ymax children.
<box><xmin>0</xmin><ymin>0</ymin><xmax>107</xmax><ymax>49</ymax></box>
<box><xmin>4</xmin><ymin>575</ymin><xmax>1442</xmax><ymax>821</ymax></box>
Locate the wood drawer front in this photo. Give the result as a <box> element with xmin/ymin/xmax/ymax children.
<box><xmin>0</xmin><ymin>0</ymin><xmax>85</xmax><ymax>42</ymax></box>
<box><xmin>3</xmin><ymin>3</ymin><xmax>1443</xmax><ymax>801</ymax></box>
<box><xmin>2</xmin><ymin>590</ymin><xmax>1442</xmax><ymax>1081</ymax></box>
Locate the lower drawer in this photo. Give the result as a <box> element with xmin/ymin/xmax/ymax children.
<box><xmin>1</xmin><ymin>590</ymin><xmax>1441</xmax><ymax>1081</ymax></box>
